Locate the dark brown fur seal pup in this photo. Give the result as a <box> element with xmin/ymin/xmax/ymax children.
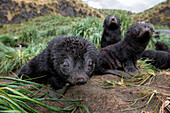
<box><xmin>155</xmin><ymin>41</ymin><xmax>170</xmax><ymax>53</ymax></box>
<box><xmin>96</xmin><ymin>22</ymin><xmax>154</xmax><ymax>79</ymax></box>
<box><xmin>100</xmin><ymin>15</ymin><xmax>121</xmax><ymax>48</ymax></box>
<box><xmin>17</xmin><ymin>36</ymin><xmax>98</xmax><ymax>97</ymax></box>
<box><xmin>141</xmin><ymin>50</ymin><xmax>170</xmax><ymax>69</ymax></box>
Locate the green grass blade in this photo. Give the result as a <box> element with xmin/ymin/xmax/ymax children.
<box><xmin>8</xmin><ymin>94</ymin><xmax>71</xmax><ymax>112</ymax></box>
<box><xmin>35</xmin><ymin>98</ymin><xmax>81</xmax><ymax>102</ymax></box>
<box><xmin>13</xmin><ymin>98</ymin><xmax>39</xmax><ymax>113</ymax></box>
<box><xmin>0</xmin><ymin>94</ymin><xmax>27</xmax><ymax>113</ymax></box>
<box><xmin>0</xmin><ymin>106</ymin><xmax>10</xmax><ymax>110</ymax></box>
<box><xmin>0</xmin><ymin>110</ymin><xmax>21</xmax><ymax>113</ymax></box>
<box><xmin>0</xmin><ymin>85</ymin><xmax>34</xmax><ymax>95</ymax></box>
<box><xmin>79</xmin><ymin>104</ymin><xmax>90</xmax><ymax>113</ymax></box>
<box><xmin>29</xmin><ymin>85</ymin><xmax>53</xmax><ymax>98</ymax></box>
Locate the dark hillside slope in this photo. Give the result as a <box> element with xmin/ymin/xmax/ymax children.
<box><xmin>0</xmin><ymin>0</ymin><xmax>102</xmax><ymax>25</ymax></box>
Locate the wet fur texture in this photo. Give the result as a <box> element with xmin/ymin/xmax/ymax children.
<box><xmin>155</xmin><ymin>41</ymin><xmax>170</xmax><ymax>53</ymax></box>
<box><xmin>96</xmin><ymin>22</ymin><xmax>153</xmax><ymax>78</ymax></box>
<box><xmin>17</xmin><ymin>36</ymin><xmax>98</xmax><ymax>97</ymax></box>
<box><xmin>100</xmin><ymin>15</ymin><xmax>121</xmax><ymax>48</ymax></box>
<box><xmin>141</xmin><ymin>50</ymin><xmax>170</xmax><ymax>69</ymax></box>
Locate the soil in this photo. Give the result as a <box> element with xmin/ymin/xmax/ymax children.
<box><xmin>0</xmin><ymin>72</ymin><xmax>169</xmax><ymax>113</ymax></box>
<box><xmin>29</xmin><ymin>72</ymin><xmax>170</xmax><ymax>113</ymax></box>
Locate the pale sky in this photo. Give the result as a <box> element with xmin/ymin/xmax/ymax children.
<box><xmin>82</xmin><ymin>0</ymin><xmax>166</xmax><ymax>13</ymax></box>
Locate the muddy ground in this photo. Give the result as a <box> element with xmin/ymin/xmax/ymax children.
<box><xmin>28</xmin><ymin>72</ymin><xmax>170</xmax><ymax>113</ymax></box>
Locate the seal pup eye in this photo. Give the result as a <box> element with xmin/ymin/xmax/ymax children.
<box><xmin>135</xmin><ymin>28</ymin><xmax>139</xmax><ymax>32</ymax></box>
<box><xmin>62</xmin><ymin>61</ymin><xmax>69</xmax><ymax>67</ymax></box>
<box><xmin>88</xmin><ymin>61</ymin><xmax>93</xmax><ymax>66</ymax></box>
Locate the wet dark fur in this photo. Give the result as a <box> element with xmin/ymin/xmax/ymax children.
<box><xmin>96</xmin><ymin>22</ymin><xmax>153</xmax><ymax>78</ymax></box>
<box><xmin>141</xmin><ymin>50</ymin><xmax>170</xmax><ymax>69</ymax></box>
<box><xmin>155</xmin><ymin>41</ymin><xmax>170</xmax><ymax>53</ymax></box>
<box><xmin>17</xmin><ymin>36</ymin><xmax>98</xmax><ymax>97</ymax></box>
<box><xmin>100</xmin><ymin>15</ymin><xmax>121</xmax><ymax>48</ymax></box>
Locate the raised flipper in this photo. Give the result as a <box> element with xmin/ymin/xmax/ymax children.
<box><xmin>104</xmin><ymin>69</ymin><xmax>132</xmax><ymax>79</ymax></box>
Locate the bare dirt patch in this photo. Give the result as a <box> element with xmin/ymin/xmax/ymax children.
<box><xmin>31</xmin><ymin>72</ymin><xmax>170</xmax><ymax>113</ymax></box>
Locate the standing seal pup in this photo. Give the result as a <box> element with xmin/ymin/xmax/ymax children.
<box><xmin>100</xmin><ymin>15</ymin><xmax>121</xmax><ymax>48</ymax></box>
<box><xmin>17</xmin><ymin>36</ymin><xmax>98</xmax><ymax>97</ymax></box>
<box><xmin>96</xmin><ymin>22</ymin><xmax>154</xmax><ymax>78</ymax></box>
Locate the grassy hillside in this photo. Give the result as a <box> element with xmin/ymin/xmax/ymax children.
<box><xmin>134</xmin><ymin>0</ymin><xmax>170</xmax><ymax>27</ymax></box>
<box><xmin>0</xmin><ymin>0</ymin><xmax>169</xmax><ymax>28</ymax></box>
<box><xmin>0</xmin><ymin>0</ymin><xmax>102</xmax><ymax>25</ymax></box>
<box><xmin>98</xmin><ymin>9</ymin><xmax>133</xmax><ymax>16</ymax></box>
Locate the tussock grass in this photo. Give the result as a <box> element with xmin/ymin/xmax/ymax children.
<box><xmin>0</xmin><ymin>35</ymin><xmax>17</xmax><ymax>47</ymax></box>
<box><xmin>0</xmin><ymin>76</ymin><xmax>90</xmax><ymax>113</ymax></box>
<box><xmin>71</xmin><ymin>17</ymin><xmax>102</xmax><ymax>48</ymax></box>
<box><xmin>18</xmin><ymin>26</ymin><xmax>38</xmax><ymax>44</ymax></box>
<box><xmin>0</xmin><ymin>43</ymin><xmax>46</xmax><ymax>75</ymax></box>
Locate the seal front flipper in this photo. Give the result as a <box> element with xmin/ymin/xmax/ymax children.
<box><xmin>104</xmin><ymin>69</ymin><xmax>132</xmax><ymax>79</ymax></box>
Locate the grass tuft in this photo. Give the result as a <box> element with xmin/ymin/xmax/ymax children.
<box><xmin>0</xmin><ymin>75</ymin><xmax>89</xmax><ymax>112</ymax></box>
